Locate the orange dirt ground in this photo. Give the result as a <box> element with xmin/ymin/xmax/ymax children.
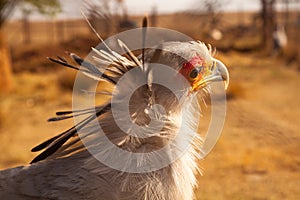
<box><xmin>0</xmin><ymin>12</ymin><xmax>299</xmax><ymax>199</ymax></box>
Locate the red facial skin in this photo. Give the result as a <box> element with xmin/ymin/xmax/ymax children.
<box><xmin>179</xmin><ymin>56</ymin><xmax>205</xmax><ymax>84</ymax></box>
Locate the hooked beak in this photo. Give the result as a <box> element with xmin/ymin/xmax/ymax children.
<box><xmin>213</xmin><ymin>58</ymin><xmax>229</xmax><ymax>89</ymax></box>
<box><xmin>191</xmin><ymin>58</ymin><xmax>229</xmax><ymax>91</ymax></box>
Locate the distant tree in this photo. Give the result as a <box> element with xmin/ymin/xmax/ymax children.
<box><xmin>201</xmin><ymin>0</ymin><xmax>224</xmax><ymax>30</ymax></box>
<box><xmin>278</xmin><ymin>0</ymin><xmax>299</xmax><ymax>30</ymax></box>
<box><xmin>20</xmin><ymin>0</ymin><xmax>61</xmax><ymax>43</ymax></box>
<box><xmin>281</xmin><ymin>0</ymin><xmax>290</xmax><ymax>29</ymax></box>
<box><xmin>194</xmin><ymin>0</ymin><xmax>229</xmax><ymax>41</ymax></box>
<box><xmin>0</xmin><ymin>0</ymin><xmax>61</xmax><ymax>28</ymax></box>
<box><xmin>85</xmin><ymin>0</ymin><xmax>136</xmax><ymax>35</ymax></box>
<box><xmin>150</xmin><ymin>6</ymin><xmax>158</xmax><ymax>27</ymax></box>
<box><xmin>260</xmin><ymin>0</ymin><xmax>276</xmax><ymax>50</ymax></box>
<box><xmin>21</xmin><ymin>0</ymin><xmax>61</xmax><ymax>16</ymax></box>
<box><xmin>0</xmin><ymin>0</ymin><xmax>61</xmax><ymax>93</ymax></box>
<box><xmin>85</xmin><ymin>0</ymin><xmax>114</xmax><ymax>35</ymax></box>
<box><xmin>0</xmin><ymin>0</ymin><xmax>17</xmax><ymax>26</ymax></box>
<box><xmin>0</xmin><ymin>0</ymin><xmax>18</xmax><ymax>93</ymax></box>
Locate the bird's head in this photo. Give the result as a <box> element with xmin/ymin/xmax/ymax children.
<box><xmin>179</xmin><ymin>55</ymin><xmax>229</xmax><ymax>93</ymax></box>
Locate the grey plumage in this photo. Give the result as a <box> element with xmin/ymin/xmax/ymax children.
<box><xmin>0</xmin><ymin>32</ymin><xmax>229</xmax><ymax>199</ymax></box>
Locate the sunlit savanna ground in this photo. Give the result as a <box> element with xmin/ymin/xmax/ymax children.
<box><xmin>0</xmin><ymin>13</ymin><xmax>299</xmax><ymax>199</ymax></box>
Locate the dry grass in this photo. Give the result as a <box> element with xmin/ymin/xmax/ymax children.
<box><xmin>0</xmin><ymin>73</ymin><xmax>73</xmax><ymax>167</ymax></box>
<box><xmin>0</xmin><ymin>50</ymin><xmax>299</xmax><ymax>199</ymax></box>
<box><xmin>56</xmin><ymin>68</ymin><xmax>77</xmax><ymax>91</ymax></box>
<box><xmin>1</xmin><ymin>12</ymin><xmax>299</xmax><ymax>199</ymax></box>
<box><xmin>226</xmin><ymin>81</ymin><xmax>245</xmax><ymax>100</ymax></box>
<box><xmin>282</xmin><ymin>43</ymin><xmax>300</xmax><ymax>70</ymax></box>
<box><xmin>195</xmin><ymin>51</ymin><xmax>300</xmax><ymax>200</ymax></box>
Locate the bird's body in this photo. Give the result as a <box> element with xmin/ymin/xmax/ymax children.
<box><xmin>0</xmin><ymin>28</ymin><xmax>229</xmax><ymax>199</ymax></box>
<box><xmin>0</xmin><ymin>145</ymin><xmax>197</xmax><ymax>199</ymax></box>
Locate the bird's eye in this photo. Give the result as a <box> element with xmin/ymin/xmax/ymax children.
<box><xmin>189</xmin><ymin>68</ymin><xmax>199</xmax><ymax>80</ymax></box>
<box><xmin>188</xmin><ymin>66</ymin><xmax>204</xmax><ymax>81</ymax></box>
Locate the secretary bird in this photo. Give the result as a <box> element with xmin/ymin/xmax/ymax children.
<box><xmin>0</xmin><ymin>18</ymin><xmax>229</xmax><ymax>200</ymax></box>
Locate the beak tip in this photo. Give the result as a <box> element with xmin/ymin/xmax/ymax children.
<box><xmin>214</xmin><ymin>58</ymin><xmax>229</xmax><ymax>90</ymax></box>
<box><xmin>224</xmin><ymin>80</ymin><xmax>229</xmax><ymax>90</ymax></box>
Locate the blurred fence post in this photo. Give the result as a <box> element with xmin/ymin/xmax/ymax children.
<box><xmin>150</xmin><ymin>6</ymin><xmax>157</xmax><ymax>27</ymax></box>
<box><xmin>56</xmin><ymin>19</ymin><xmax>66</xmax><ymax>43</ymax></box>
<box><xmin>22</xmin><ymin>14</ymin><xmax>31</xmax><ymax>44</ymax></box>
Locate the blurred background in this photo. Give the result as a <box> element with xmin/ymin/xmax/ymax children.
<box><xmin>0</xmin><ymin>0</ymin><xmax>299</xmax><ymax>199</ymax></box>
